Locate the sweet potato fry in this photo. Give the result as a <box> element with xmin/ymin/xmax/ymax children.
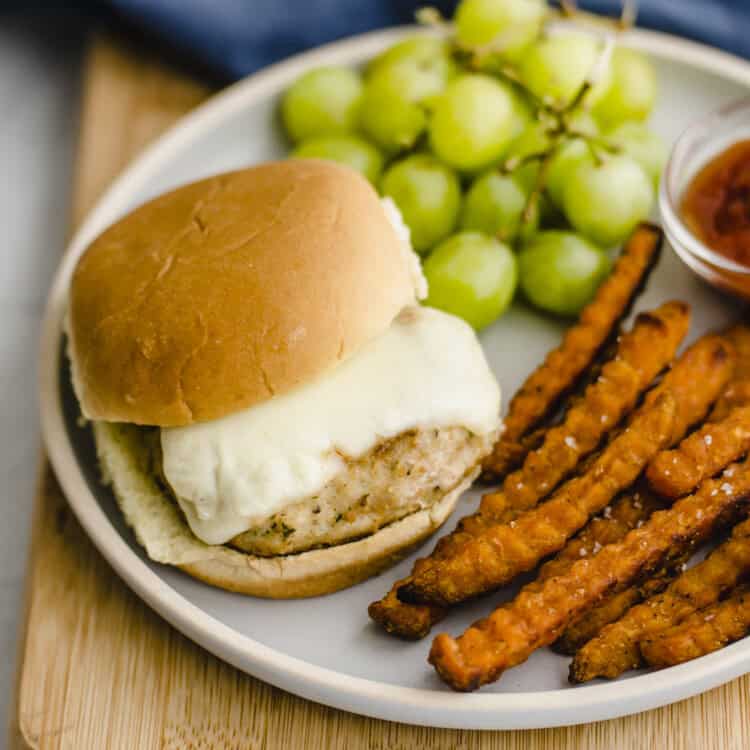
<box><xmin>428</xmin><ymin>458</ymin><xmax>750</xmax><ymax>691</ymax></box>
<box><xmin>711</xmin><ymin>325</ymin><xmax>750</xmax><ymax>421</ymax></box>
<box><xmin>368</xmin><ymin>577</ymin><xmax>447</xmax><ymax>640</ymax></box>
<box><xmin>481</xmin><ymin>302</ymin><xmax>689</xmax><ymax>520</ymax></box>
<box><xmin>570</xmin><ymin>514</ymin><xmax>750</xmax><ymax>682</ymax></box>
<box><xmin>638</xmin><ymin>334</ymin><xmax>734</xmax><ymax>445</ymax></box>
<box><xmin>484</xmin><ymin>489</ymin><xmax>674</xmax><ymax>653</ymax></box>
<box><xmin>399</xmin><ymin>393</ymin><xmax>676</xmax><ymax>607</ymax></box>
<box><xmin>554</xmin><ymin>558</ymin><xmax>688</xmax><ymax>654</ymax></box>
<box><xmin>536</xmin><ymin>488</ymin><xmax>666</xmax><ymax>582</ymax></box>
<box><xmin>537</xmin><ymin>489</ymin><xmax>684</xmax><ymax>655</ymax></box>
<box><xmin>647</xmin><ymin>405</ymin><xmax>750</xmax><ymax>499</ymax></box>
<box><xmin>713</xmin><ymin>382</ymin><xmax>750</xmax><ymax>422</ymax></box>
<box><xmin>640</xmin><ymin>584</ymin><xmax>750</xmax><ymax>668</ymax></box>
<box><xmin>482</xmin><ymin>223</ymin><xmax>662</xmax><ymax>480</ymax></box>
<box><xmin>724</xmin><ymin>324</ymin><xmax>750</xmax><ymax>371</ymax></box>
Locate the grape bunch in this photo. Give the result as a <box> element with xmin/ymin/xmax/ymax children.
<box><xmin>280</xmin><ymin>0</ymin><xmax>666</xmax><ymax>329</ymax></box>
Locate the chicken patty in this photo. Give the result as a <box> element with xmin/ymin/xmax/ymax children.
<box><xmin>223</xmin><ymin>426</ymin><xmax>495</xmax><ymax>556</ymax></box>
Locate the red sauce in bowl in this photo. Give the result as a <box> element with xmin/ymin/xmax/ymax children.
<box><xmin>681</xmin><ymin>139</ymin><xmax>750</xmax><ymax>267</ymax></box>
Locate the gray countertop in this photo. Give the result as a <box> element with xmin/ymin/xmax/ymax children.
<box><xmin>1</xmin><ymin>15</ymin><xmax>85</xmax><ymax>742</ymax></box>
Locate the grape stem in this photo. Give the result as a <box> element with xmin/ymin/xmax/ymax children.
<box><xmin>559</xmin><ymin>34</ymin><xmax>614</xmax><ymax>115</ymax></box>
<box><xmin>580</xmin><ymin>133</ymin><xmax>622</xmax><ymax>157</ymax></box>
<box><xmin>500</xmin><ymin>33</ymin><xmax>618</xmax><ymax>229</ymax></box>
<box><xmin>497</xmin><ymin>65</ymin><xmax>550</xmax><ymax>113</ymax></box>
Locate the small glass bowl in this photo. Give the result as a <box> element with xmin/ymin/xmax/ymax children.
<box><xmin>659</xmin><ymin>97</ymin><xmax>750</xmax><ymax>300</ymax></box>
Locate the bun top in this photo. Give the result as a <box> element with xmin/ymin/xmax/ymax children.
<box><xmin>68</xmin><ymin>160</ymin><xmax>421</xmax><ymax>426</ymax></box>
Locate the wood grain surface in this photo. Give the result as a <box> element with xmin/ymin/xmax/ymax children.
<box><xmin>11</xmin><ymin>34</ymin><xmax>750</xmax><ymax>750</ymax></box>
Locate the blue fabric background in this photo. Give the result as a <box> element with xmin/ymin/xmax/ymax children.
<box><xmin>109</xmin><ymin>0</ymin><xmax>749</xmax><ymax>80</ymax></box>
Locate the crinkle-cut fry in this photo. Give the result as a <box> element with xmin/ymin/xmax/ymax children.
<box><xmin>724</xmin><ymin>325</ymin><xmax>750</xmax><ymax>373</ymax></box>
<box><xmin>640</xmin><ymin>584</ymin><xmax>750</xmax><ymax>668</ymax></box>
<box><xmin>647</xmin><ymin>405</ymin><xmax>750</xmax><ymax>499</ymax></box>
<box><xmin>570</xmin><ymin>513</ymin><xmax>750</xmax><ymax>682</ymax></box>
<box><xmin>712</xmin><ymin>382</ymin><xmax>750</xmax><ymax>421</ymax></box>
<box><xmin>482</xmin><ymin>435</ymin><xmax>532</xmax><ymax>484</ymax></box>
<box><xmin>711</xmin><ymin>325</ymin><xmax>750</xmax><ymax>421</ymax></box>
<box><xmin>428</xmin><ymin>458</ymin><xmax>750</xmax><ymax>692</ymax></box>
<box><xmin>399</xmin><ymin>393</ymin><xmax>676</xmax><ymax>607</ymax></box>
<box><xmin>554</xmin><ymin>557</ymin><xmax>689</xmax><ymax>654</ymax></box>
<box><xmin>481</xmin><ymin>302</ymin><xmax>689</xmax><ymax>519</ymax></box>
<box><xmin>465</xmin><ymin>491</ymin><xmax>674</xmax><ymax>655</ymax></box>
<box><xmin>639</xmin><ymin>334</ymin><xmax>735</xmax><ymax>445</ymax></box>
<box><xmin>506</xmin><ymin>489</ymin><xmax>669</xmax><ymax>645</ymax></box>
<box><xmin>536</xmin><ymin>488</ymin><xmax>667</xmax><ymax>581</ymax></box>
<box><xmin>368</xmin><ymin>577</ymin><xmax>447</xmax><ymax>640</ymax></box>
<box><xmin>482</xmin><ymin>223</ymin><xmax>663</xmax><ymax>480</ymax></box>
<box><xmin>537</xmin><ymin>489</ymin><xmax>673</xmax><ymax>654</ymax></box>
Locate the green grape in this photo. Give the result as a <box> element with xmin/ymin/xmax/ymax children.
<box><xmin>368</xmin><ymin>36</ymin><xmax>454</xmax><ymax>76</ymax></box>
<box><xmin>592</xmin><ymin>47</ymin><xmax>657</xmax><ymax>128</ymax></box>
<box><xmin>507</xmin><ymin>161</ymin><xmax>537</xmax><ymax>194</ymax></box>
<box><xmin>359</xmin><ymin>40</ymin><xmax>457</xmax><ymax>154</ymax></box>
<box><xmin>428</xmin><ymin>74</ymin><xmax>518</xmax><ymax>172</ymax></box>
<box><xmin>461</xmin><ymin>171</ymin><xmax>539</xmax><ymax>241</ymax></box>
<box><xmin>424</xmin><ymin>231</ymin><xmax>518</xmax><ymax>330</ymax></box>
<box><xmin>501</xmin><ymin>120</ymin><xmax>550</xmax><ymax>192</ymax></box>
<box><xmin>281</xmin><ymin>67</ymin><xmax>363</xmax><ymax>143</ymax></box>
<box><xmin>367</xmin><ymin>36</ymin><xmax>456</xmax><ymax>102</ymax></box>
<box><xmin>519</xmin><ymin>33</ymin><xmax>611</xmax><ymax>107</ymax></box>
<box><xmin>563</xmin><ymin>155</ymin><xmax>654</xmax><ymax>247</ymax></box>
<box><xmin>542</xmin><ymin>112</ymin><xmax>599</xmax><ymax>206</ymax></box>
<box><xmin>358</xmin><ymin>82</ymin><xmax>426</xmax><ymax>153</ymax></box>
<box><xmin>455</xmin><ymin>0</ymin><xmax>547</xmax><ymax>62</ymax></box>
<box><xmin>606</xmin><ymin>121</ymin><xmax>667</xmax><ymax>185</ymax></box>
<box><xmin>506</xmin><ymin>120</ymin><xmax>552</xmax><ymax>162</ymax></box>
<box><xmin>291</xmin><ymin>135</ymin><xmax>384</xmax><ymax>184</ymax></box>
<box><xmin>519</xmin><ymin>231</ymin><xmax>610</xmax><ymax>316</ymax></box>
<box><xmin>509</xmin><ymin>89</ymin><xmax>535</xmax><ymax>140</ymax></box>
<box><xmin>546</xmin><ymin>139</ymin><xmax>595</xmax><ymax>208</ymax></box>
<box><xmin>380</xmin><ymin>155</ymin><xmax>461</xmax><ymax>254</ymax></box>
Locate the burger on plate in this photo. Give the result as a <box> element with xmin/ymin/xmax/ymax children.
<box><xmin>66</xmin><ymin>160</ymin><xmax>500</xmax><ymax>598</ymax></box>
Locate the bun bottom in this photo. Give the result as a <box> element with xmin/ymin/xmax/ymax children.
<box><xmin>93</xmin><ymin>422</ymin><xmax>476</xmax><ymax>598</ymax></box>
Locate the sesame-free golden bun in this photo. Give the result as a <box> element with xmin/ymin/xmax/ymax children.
<box><xmin>68</xmin><ymin>160</ymin><xmax>417</xmax><ymax>427</ymax></box>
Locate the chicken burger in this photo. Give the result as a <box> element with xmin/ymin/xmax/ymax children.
<box><xmin>67</xmin><ymin>159</ymin><xmax>500</xmax><ymax>598</ymax></box>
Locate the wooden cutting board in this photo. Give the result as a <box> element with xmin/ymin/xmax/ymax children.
<box><xmin>10</xmin><ymin>34</ymin><xmax>750</xmax><ymax>750</ymax></box>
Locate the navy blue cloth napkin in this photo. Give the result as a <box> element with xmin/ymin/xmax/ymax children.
<box><xmin>109</xmin><ymin>0</ymin><xmax>749</xmax><ymax>81</ymax></box>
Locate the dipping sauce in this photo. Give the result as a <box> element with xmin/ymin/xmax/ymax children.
<box><xmin>681</xmin><ymin>139</ymin><xmax>750</xmax><ymax>267</ymax></box>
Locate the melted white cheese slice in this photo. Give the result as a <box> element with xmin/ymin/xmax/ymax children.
<box><xmin>161</xmin><ymin>306</ymin><xmax>500</xmax><ymax>545</ymax></box>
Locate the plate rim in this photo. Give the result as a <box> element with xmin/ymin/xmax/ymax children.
<box><xmin>39</xmin><ymin>24</ymin><xmax>750</xmax><ymax>730</ymax></box>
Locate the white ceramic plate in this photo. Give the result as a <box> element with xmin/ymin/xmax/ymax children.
<box><xmin>40</xmin><ymin>25</ymin><xmax>750</xmax><ymax>730</ymax></box>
